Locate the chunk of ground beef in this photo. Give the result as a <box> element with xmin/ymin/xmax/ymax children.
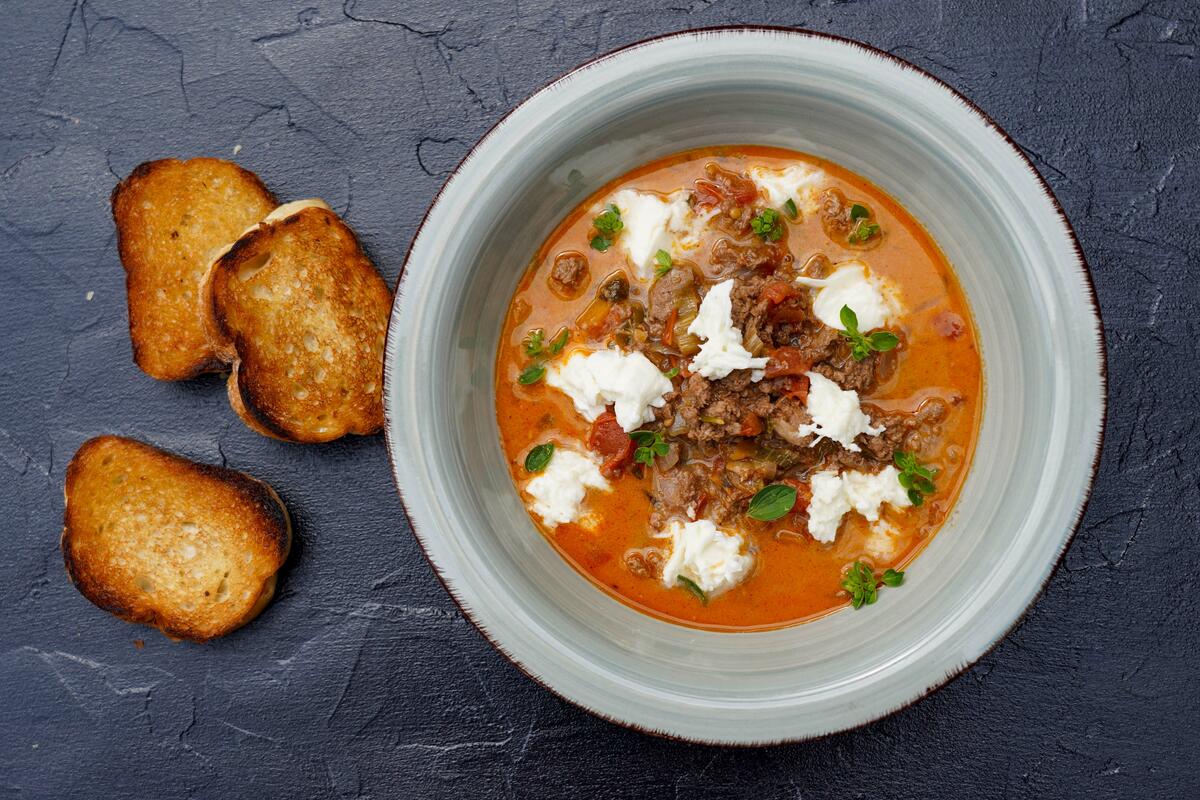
<box><xmin>859</xmin><ymin>396</ymin><xmax>952</xmax><ymax>460</ymax></box>
<box><xmin>710</xmin><ymin>237</ymin><xmax>789</xmax><ymax>276</ymax></box>
<box><xmin>647</xmin><ymin>266</ymin><xmax>695</xmax><ymax>339</ymax></box>
<box><xmin>676</xmin><ymin>372</ymin><xmax>773</xmax><ymax>443</ymax></box>
<box><xmin>649</xmin><ymin>462</ymin><xmax>713</xmax><ymax>529</ymax></box>
<box><xmin>549</xmin><ymin>251</ymin><xmax>590</xmax><ymax>297</ymax></box>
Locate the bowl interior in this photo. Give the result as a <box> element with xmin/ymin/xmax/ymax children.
<box><xmin>385</xmin><ymin>30</ymin><xmax>1103</xmax><ymax>743</ymax></box>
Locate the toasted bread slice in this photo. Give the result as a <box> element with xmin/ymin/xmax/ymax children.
<box><xmin>204</xmin><ymin>202</ymin><xmax>391</xmax><ymax>443</ymax></box>
<box><xmin>112</xmin><ymin>158</ymin><xmax>277</xmax><ymax>380</ymax></box>
<box><xmin>62</xmin><ymin>436</ymin><xmax>291</xmax><ymax>642</ymax></box>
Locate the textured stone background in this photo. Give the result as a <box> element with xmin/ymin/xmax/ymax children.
<box><xmin>1</xmin><ymin>0</ymin><xmax>1197</xmax><ymax>797</ymax></box>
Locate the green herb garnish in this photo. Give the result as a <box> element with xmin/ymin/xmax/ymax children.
<box><xmin>750</xmin><ymin>208</ymin><xmax>784</xmax><ymax>241</ymax></box>
<box><xmin>654</xmin><ymin>249</ymin><xmax>673</xmax><ymax>277</ymax></box>
<box><xmin>850</xmin><ymin>203</ymin><xmax>870</xmax><ymax>221</ymax></box>
<box><xmin>517</xmin><ymin>363</ymin><xmax>546</xmax><ymax>385</ymax></box>
<box><xmin>524</xmin><ymin>443</ymin><xmax>554</xmax><ymax>473</ymax></box>
<box><xmin>841</xmin><ymin>561</ymin><xmax>878</xmax><ymax>608</ymax></box>
<box><xmin>677</xmin><ymin>575</ymin><xmax>708</xmax><ymax>604</ymax></box>
<box><xmin>629</xmin><ymin>429</ymin><xmax>669</xmax><ymax>466</ymax></box>
<box><xmin>747</xmin><ymin>483</ymin><xmax>797</xmax><ymax>521</ymax></box>
<box><xmin>842</xmin><ymin>561</ymin><xmax>905</xmax><ymax>608</ymax></box>
<box><xmin>894</xmin><ymin>450</ymin><xmax>937</xmax><ymax>506</ymax></box>
<box><xmin>839</xmin><ymin>305</ymin><xmax>900</xmax><ymax>362</ymax></box>
<box><xmin>783</xmin><ymin>198</ymin><xmax>798</xmax><ymax>219</ymax></box>
<box><xmin>547</xmin><ymin>328</ymin><xmax>569</xmax><ymax>355</ymax></box>
<box><xmin>522</xmin><ymin>328</ymin><xmax>544</xmax><ymax>357</ymax></box>
<box><xmin>590</xmin><ymin>204</ymin><xmax>623</xmax><ymax>251</ymax></box>
<box><xmin>662</xmin><ymin>366</ymin><xmax>680</xmax><ymax>379</ymax></box>
<box><xmin>848</xmin><ymin>221</ymin><xmax>881</xmax><ymax>244</ymax></box>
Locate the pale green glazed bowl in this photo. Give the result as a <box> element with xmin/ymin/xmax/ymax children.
<box><xmin>383</xmin><ymin>28</ymin><xmax>1106</xmax><ymax>744</ymax></box>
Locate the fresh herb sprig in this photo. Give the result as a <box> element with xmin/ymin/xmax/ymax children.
<box><xmin>747</xmin><ymin>483</ymin><xmax>797</xmax><ymax>521</ymax></box>
<box><xmin>677</xmin><ymin>575</ymin><xmax>708</xmax><ymax>604</ymax></box>
<box><xmin>750</xmin><ymin>208</ymin><xmax>784</xmax><ymax>241</ymax></box>
<box><xmin>847</xmin><ymin>202</ymin><xmax>881</xmax><ymax>244</ymax></box>
<box><xmin>841</xmin><ymin>561</ymin><xmax>906</xmax><ymax>609</ymax></box>
<box><xmin>783</xmin><ymin>198</ymin><xmax>799</xmax><ymax>219</ymax></box>
<box><xmin>522</xmin><ymin>328</ymin><xmax>545</xmax><ymax>357</ymax></box>
<box><xmin>547</xmin><ymin>328</ymin><xmax>569</xmax><ymax>354</ymax></box>
<box><xmin>839</xmin><ymin>305</ymin><xmax>900</xmax><ymax>362</ymax></box>
<box><xmin>654</xmin><ymin>249</ymin><xmax>673</xmax><ymax>278</ymax></box>
<box><xmin>662</xmin><ymin>366</ymin><xmax>680</xmax><ymax>379</ymax></box>
<box><xmin>894</xmin><ymin>450</ymin><xmax>937</xmax><ymax>506</ymax></box>
<box><xmin>590</xmin><ymin>204</ymin><xmax>624</xmax><ymax>252</ymax></box>
<box><xmin>524</xmin><ymin>443</ymin><xmax>554</xmax><ymax>473</ymax></box>
<box><xmin>629</xmin><ymin>429</ymin><xmax>669</xmax><ymax>466</ymax></box>
<box><xmin>517</xmin><ymin>363</ymin><xmax>545</xmax><ymax>385</ymax></box>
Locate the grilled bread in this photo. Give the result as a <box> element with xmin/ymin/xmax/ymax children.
<box><xmin>62</xmin><ymin>436</ymin><xmax>291</xmax><ymax>642</ymax></box>
<box><xmin>204</xmin><ymin>202</ymin><xmax>391</xmax><ymax>443</ymax></box>
<box><xmin>112</xmin><ymin>158</ymin><xmax>277</xmax><ymax>380</ymax></box>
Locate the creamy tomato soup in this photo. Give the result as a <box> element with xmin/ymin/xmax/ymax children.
<box><xmin>495</xmin><ymin>146</ymin><xmax>981</xmax><ymax>630</ymax></box>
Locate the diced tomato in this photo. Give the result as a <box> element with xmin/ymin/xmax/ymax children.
<box><xmin>765</xmin><ymin>347</ymin><xmax>813</xmax><ymax>379</ymax></box>
<box><xmin>760</xmin><ymin>280</ymin><xmax>798</xmax><ymax>305</ymax></box>
<box><xmin>739</xmin><ymin>413</ymin><xmax>764</xmax><ymax>437</ymax></box>
<box><xmin>692</xmin><ymin>179</ymin><xmax>724</xmax><ymax>210</ymax></box>
<box><xmin>780</xmin><ymin>374</ymin><xmax>810</xmax><ymax>403</ymax></box>
<box><xmin>779</xmin><ymin>476</ymin><xmax>812</xmax><ymax>516</ymax></box>
<box><xmin>662</xmin><ymin>307</ymin><xmax>679</xmax><ymax>347</ymax></box>
<box><xmin>587</xmin><ymin>408</ymin><xmax>634</xmax><ymax>477</ymax></box>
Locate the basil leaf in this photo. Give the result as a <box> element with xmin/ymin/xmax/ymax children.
<box><xmin>677</xmin><ymin>575</ymin><xmax>708</xmax><ymax>605</ymax></box>
<box><xmin>524</xmin><ymin>443</ymin><xmax>554</xmax><ymax>473</ymax></box>
<box><xmin>907</xmin><ymin>488</ymin><xmax>924</xmax><ymax>506</ymax></box>
<box><xmin>547</xmin><ymin>328</ymin><xmax>569</xmax><ymax>354</ymax></box>
<box><xmin>783</xmin><ymin>198</ymin><xmax>798</xmax><ymax>219</ymax></box>
<box><xmin>750</xmin><ymin>208</ymin><xmax>784</xmax><ymax>241</ymax></box>
<box><xmin>590</xmin><ymin>235</ymin><xmax>612</xmax><ymax>252</ymax></box>
<box><xmin>593</xmin><ymin>204</ymin><xmax>623</xmax><ymax>237</ymax></box>
<box><xmin>522</xmin><ymin>328</ymin><xmax>544</xmax><ymax>357</ymax></box>
<box><xmin>881</xmin><ymin>568</ymin><xmax>905</xmax><ymax>587</ymax></box>
<box><xmin>662</xmin><ymin>366</ymin><xmax>680</xmax><ymax>379</ymax></box>
<box><xmin>868</xmin><ymin>331</ymin><xmax>900</xmax><ymax>351</ymax></box>
<box><xmin>747</xmin><ymin>483</ymin><xmax>797</xmax><ymax>521</ymax></box>
<box><xmin>850</xmin><ymin>202</ymin><xmax>870</xmax><ymax>221</ymax></box>
<box><xmin>840</xmin><ymin>304</ymin><xmax>859</xmax><ymax>334</ymax></box>
<box><xmin>628</xmin><ymin>430</ymin><xmax>655</xmax><ymax>447</ymax></box>
<box><xmin>517</xmin><ymin>363</ymin><xmax>545</xmax><ymax>385</ymax></box>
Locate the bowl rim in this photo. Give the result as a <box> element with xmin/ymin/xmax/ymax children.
<box><xmin>382</xmin><ymin>24</ymin><xmax>1109</xmax><ymax>746</ymax></box>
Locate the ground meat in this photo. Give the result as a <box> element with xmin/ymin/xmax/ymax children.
<box><xmin>710</xmin><ymin>237</ymin><xmax>787</xmax><ymax>276</ymax></box>
<box><xmin>676</xmin><ymin>372</ymin><xmax>773</xmax><ymax>443</ymax></box>
<box><xmin>598</xmin><ymin>273</ymin><xmax>629</xmax><ymax>301</ymax></box>
<box><xmin>819</xmin><ymin>187</ymin><xmax>854</xmax><ymax>236</ymax></box>
<box><xmin>649</xmin><ymin>462</ymin><xmax>712</xmax><ymax>529</ymax></box>
<box><xmin>693</xmin><ymin>164</ymin><xmax>759</xmax><ymax>238</ymax></box>
<box><xmin>858</xmin><ymin>397</ymin><xmax>951</xmax><ymax>462</ymax></box>
<box><xmin>647</xmin><ymin>266</ymin><xmax>694</xmax><ymax>339</ymax></box>
<box><xmin>549</xmin><ymin>251</ymin><xmax>590</xmax><ymax>298</ymax></box>
<box><xmin>811</xmin><ymin>341</ymin><xmax>894</xmax><ymax>395</ymax></box>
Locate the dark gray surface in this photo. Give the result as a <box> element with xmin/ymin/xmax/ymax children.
<box><xmin>1</xmin><ymin>0</ymin><xmax>1196</xmax><ymax>797</ymax></box>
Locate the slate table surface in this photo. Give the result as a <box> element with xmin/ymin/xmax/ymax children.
<box><xmin>2</xmin><ymin>1</ymin><xmax>1197</xmax><ymax>797</ymax></box>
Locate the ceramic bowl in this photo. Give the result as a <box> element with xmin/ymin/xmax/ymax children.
<box><xmin>383</xmin><ymin>27</ymin><xmax>1105</xmax><ymax>744</ymax></box>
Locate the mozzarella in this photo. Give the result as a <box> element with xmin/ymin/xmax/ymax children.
<box><xmin>793</xmin><ymin>371</ymin><xmax>882</xmax><ymax>452</ymax></box>
<box><xmin>656</xmin><ymin>519</ymin><xmax>754</xmax><ymax>596</ymax></box>
<box><xmin>687</xmin><ymin>280</ymin><xmax>769</xmax><ymax>380</ymax></box>
<box><xmin>795</xmin><ymin>261</ymin><xmax>902</xmax><ymax>332</ymax></box>
<box><xmin>608</xmin><ymin>189</ymin><xmax>706</xmax><ymax>280</ymax></box>
<box><xmin>749</xmin><ymin>164</ymin><xmax>828</xmax><ymax>215</ymax></box>
<box><xmin>805</xmin><ymin>467</ymin><xmax>913</xmax><ymax>543</ymax></box>
<box><xmin>546</xmin><ymin>348</ymin><xmax>673</xmax><ymax>432</ymax></box>
<box><xmin>524</xmin><ymin>448</ymin><xmax>610</xmax><ymax>527</ymax></box>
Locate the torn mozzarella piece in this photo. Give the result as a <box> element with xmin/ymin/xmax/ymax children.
<box><xmin>687</xmin><ymin>280</ymin><xmax>769</xmax><ymax>381</ymax></box>
<box><xmin>656</xmin><ymin>519</ymin><xmax>754</xmax><ymax>596</ymax></box>
<box><xmin>863</xmin><ymin>520</ymin><xmax>902</xmax><ymax>560</ymax></box>
<box><xmin>795</xmin><ymin>261</ymin><xmax>902</xmax><ymax>332</ymax></box>
<box><xmin>546</xmin><ymin>348</ymin><xmax>673</xmax><ymax>432</ymax></box>
<box><xmin>524</xmin><ymin>448</ymin><xmax>610</xmax><ymax>527</ymax></box>
<box><xmin>609</xmin><ymin>189</ymin><xmax>705</xmax><ymax>280</ymax></box>
<box><xmin>793</xmin><ymin>371</ymin><xmax>883</xmax><ymax>452</ymax></box>
<box><xmin>749</xmin><ymin>163</ymin><xmax>827</xmax><ymax>215</ymax></box>
<box><xmin>806</xmin><ymin>467</ymin><xmax>913</xmax><ymax>543</ymax></box>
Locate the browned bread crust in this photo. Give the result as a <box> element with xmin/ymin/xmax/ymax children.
<box><xmin>204</xmin><ymin>205</ymin><xmax>391</xmax><ymax>443</ymax></box>
<box><xmin>111</xmin><ymin>158</ymin><xmax>277</xmax><ymax>380</ymax></box>
<box><xmin>62</xmin><ymin>436</ymin><xmax>291</xmax><ymax>642</ymax></box>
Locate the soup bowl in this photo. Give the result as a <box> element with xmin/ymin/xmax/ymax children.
<box><xmin>383</xmin><ymin>27</ymin><xmax>1105</xmax><ymax>744</ymax></box>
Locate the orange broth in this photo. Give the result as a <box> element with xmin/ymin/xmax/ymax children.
<box><xmin>494</xmin><ymin>146</ymin><xmax>982</xmax><ymax>630</ymax></box>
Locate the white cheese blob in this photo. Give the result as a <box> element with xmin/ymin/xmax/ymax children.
<box><xmin>806</xmin><ymin>467</ymin><xmax>913</xmax><ymax>543</ymax></box>
<box><xmin>608</xmin><ymin>189</ymin><xmax>699</xmax><ymax>280</ymax></box>
<box><xmin>749</xmin><ymin>163</ymin><xmax>828</xmax><ymax>215</ymax></box>
<box><xmin>656</xmin><ymin>519</ymin><xmax>754</xmax><ymax>596</ymax></box>
<box><xmin>524</xmin><ymin>448</ymin><xmax>610</xmax><ymax>527</ymax></box>
<box><xmin>795</xmin><ymin>261</ymin><xmax>902</xmax><ymax>332</ymax></box>
<box><xmin>687</xmin><ymin>280</ymin><xmax>769</xmax><ymax>381</ymax></box>
<box><xmin>546</xmin><ymin>348</ymin><xmax>673</xmax><ymax>432</ymax></box>
<box><xmin>794</xmin><ymin>371</ymin><xmax>883</xmax><ymax>452</ymax></box>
